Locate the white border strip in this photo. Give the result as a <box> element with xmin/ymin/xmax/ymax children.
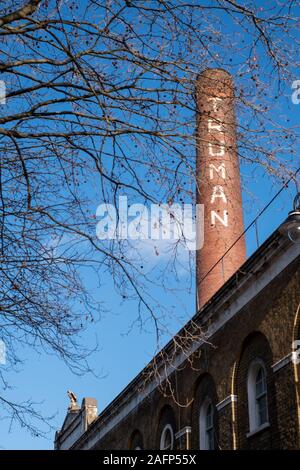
<box><xmin>272</xmin><ymin>353</ymin><xmax>293</xmax><ymax>373</ymax></box>
<box><xmin>175</xmin><ymin>426</ymin><xmax>192</xmax><ymax>439</ymax></box>
<box><xmin>216</xmin><ymin>394</ymin><xmax>237</xmax><ymax>411</ymax></box>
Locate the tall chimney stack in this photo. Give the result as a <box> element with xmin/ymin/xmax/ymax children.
<box><xmin>196</xmin><ymin>69</ymin><xmax>246</xmax><ymax>309</ymax></box>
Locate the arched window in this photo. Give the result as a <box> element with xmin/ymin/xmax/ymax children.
<box><xmin>160</xmin><ymin>424</ymin><xmax>174</xmax><ymax>450</ymax></box>
<box><xmin>255</xmin><ymin>367</ymin><xmax>268</xmax><ymax>425</ymax></box>
<box><xmin>129</xmin><ymin>430</ymin><xmax>143</xmax><ymax>450</ymax></box>
<box><xmin>247</xmin><ymin>360</ymin><xmax>269</xmax><ymax>432</ymax></box>
<box><xmin>199</xmin><ymin>397</ymin><xmax>216</xmax><ymax>450</ymax></box>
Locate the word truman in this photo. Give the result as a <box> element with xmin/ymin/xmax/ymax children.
<box><xmin>207</xmin><ymin>96</ymin><xmax>228</xmax><ymax>228</ymax></box>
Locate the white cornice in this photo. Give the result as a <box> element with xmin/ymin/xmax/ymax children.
<box><xmin>216</xmin><ymin>394</ymin><xmax>237</xmax><ymax>411</ymax></box>
<box><xmin>272</xmin><ymin>353</ymin><xmax>293</xmax><ymax>373</ymax></box>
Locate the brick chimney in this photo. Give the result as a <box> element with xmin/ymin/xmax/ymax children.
<box><xmin>196</xmin><ymin>68</ymin><xmax>246</xmax><ymax>309</ymax></box>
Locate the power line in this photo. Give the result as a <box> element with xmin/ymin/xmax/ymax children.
<box><xmin>198</xmin><ymin>167</ymin><xmax>300</xmax><ymax>288</ymax></box>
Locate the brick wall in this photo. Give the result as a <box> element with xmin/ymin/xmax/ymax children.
<box><xmin>235</xmin><ymin>331</ymin><xmax>279</xmax><ymax>449</ymax></box>
<box><xmin>75</xmin><ymin>256</ymin><xmax>300</xmax><ymax>451</ymax></box>
<box><xmin>191</xmin><ymin>373</ymin><xmax>219</xmax><ymax>449</ymax></box>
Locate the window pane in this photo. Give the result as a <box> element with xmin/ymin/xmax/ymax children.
<box><xmin>164</xmin><ymin>429</ymin><xmax>171</xmax><ymax>449</ymax></box>
<box><xmin>255</xmin><ymin>367</ymin><xmax>266</xmax><ymax>397</ymax></box>
<box><xmin>206</xmin><ymin>403</ymin><xmax>213</xmax><ymax>428</ymax></box>
<box><xmin>205</xmin><ymin>403</ymin><xmax>215</xmax><ymax>450</ymax></box>
<box><xmin>206</xmin><ymin>428</ymin><xmax>215</xmax><ymax>450</ymax></box>
<box><xmin>257</xmin><ymin>394</ymin><xmax>268</xmax><ymax>425</ymax></box>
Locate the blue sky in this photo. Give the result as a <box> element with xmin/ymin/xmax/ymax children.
<box><xmin>0</xmin><ymin>1</ymin><xmax>299</xmax><ymax>450</ymax></box>
<box><xmin>0</xmin><ymin>146</ymin><xmax>297</xmax><ymax>451</ymax></box>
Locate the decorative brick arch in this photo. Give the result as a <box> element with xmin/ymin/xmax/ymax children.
<box><xmin>128</xmin><ymin>429</ymin><xmax>143</xmax><ymax>450</ymax></box>
<box><xmin>191</xmin><ymin>373</ymin><xmax>219</xmax><ymax>450</ymax></box>
<box><xmin>155</xmin><ymin>404</ymin><xmax>177</xmax><ymax>450</ymax></box>
<box><xmin>234</xmin><ymin>331</ymin><xmax>279</xmax><ymax>449</ymax></box>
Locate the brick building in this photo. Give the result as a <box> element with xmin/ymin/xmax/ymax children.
<box><xmin>55</xmin><ymin>229</ymin><xmax>300</xmax><ymax>450</ymax></box>
<box><xmin>55</xmin><ymin>70</ymin><xmax>300</xmax><ymax>450</ymax></box>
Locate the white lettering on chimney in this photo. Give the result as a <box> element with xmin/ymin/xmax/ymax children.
<box><xmin>208</xmin><ymin>97</ymin><xmax>222</xmax><ymax>112</ymax></box>
<box><xmin>211</xmin><ymin>185</ymin><xmax>227</xmax><ymax>203</ymax></box>
<box><xmin>211</xmin><ymin>210</ymin><xmax>228</xmax><ymax>227</ymax></box>
<box><xmin>208</xmin><ymin>118</ymin><xmax>223</xmax><ymax>133</ymax></box>
<box><xmin>208</xmin><ymin>143</ymin><xmax>225</xmax><ymax>157</ymax></box>
<box><xmin>209</xmin><ymin>163</ymin><xmax>226</xmax><ymax>180</ymax></box>
<box><xmin>208</xmin><ymin>97</ymin><xmax>229</xmax><ymax>227</ymax></box>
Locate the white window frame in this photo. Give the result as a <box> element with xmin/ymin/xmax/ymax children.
<box><xmin>247</xmin><ymin>359</ymin><xmax>269</xmax><ymax>434</ymax></box>
<box><xmin>199</xmin><ymin>396</ymin><xmax>215</xmax><ymax>450</ymax></box>
<box><xmin>160</xmin><ymin>424</ymin><xmax>174</xmax><ymax>450</ymax></box>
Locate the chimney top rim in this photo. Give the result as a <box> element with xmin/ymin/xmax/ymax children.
<box><xmin>196</xmin><ymin>68</ymin><xmax>232</xmax><ymax>82</ymax></box>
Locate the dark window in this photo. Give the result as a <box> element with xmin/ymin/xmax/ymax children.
<box><xmin>255</xmin><ymin>366</ymin><xmax>268</xmax><ymax>426</ymax></box>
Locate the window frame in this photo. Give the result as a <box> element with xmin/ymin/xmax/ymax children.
<box><xmin>160</xmin><ymin>423</ymin><xmax>174</xmax><ymax>450</ymax></box>
<box><xmin>199</xmin><ymin>396</ymin><xmax>216</xmax><ymax>450</ymax></box>
<box><xmin>247</xmin><ymin>359</ymin><xmax>269</xmax><ymax>433</ymax></box>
